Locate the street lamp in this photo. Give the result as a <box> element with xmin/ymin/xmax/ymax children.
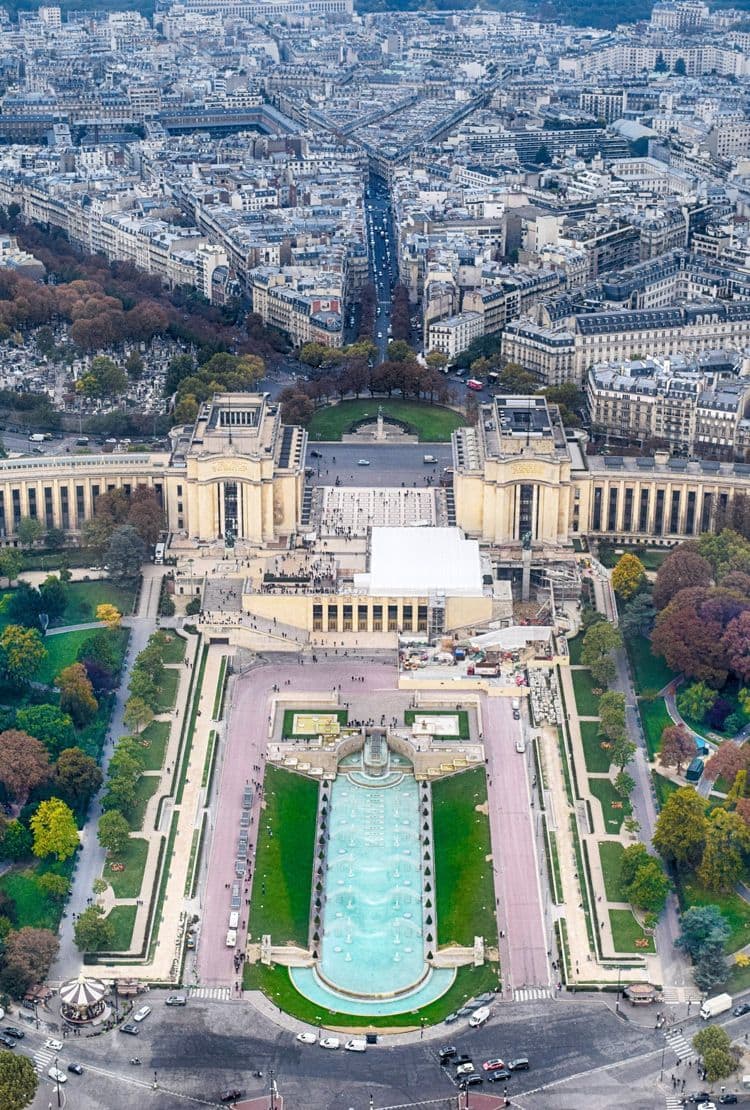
<box><xmin>54</xmin><ymin>1056</ymin><xmax>61</xmax><ymax>1108</ymax></box>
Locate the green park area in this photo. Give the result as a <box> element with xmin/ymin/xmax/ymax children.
<box><xmin>243</xmin><ymin>960</ymin><xmax>499</xmax><ymax>1029</ymax></box>
<box><xmin>158</xmin><ymin>633</ymin><xmax>186</xmax><ymax>664</ymax></box>
<box><xmin>107</xmin><ymin>837</ymin><xmax>149</xmax><ymax>899</ymax></box>
<box><xmin>37</xmin><ymin>625</ymin><xmax>129</xmax><ymax>687</ymax></box>
<box><xmin>152</xmin><ymin>668</ymin><xmax>179</xmax><ymax>712</ymax></box>
<box><xmin>567</xmin><ymin>635</ymin><xmax>583</xmax><ymax>665</ymax></box>
<box><xmin>105</xmin><ymin>905</ymin><xmax>137</xmax><ymax>951</ymax></box>
<box><xmin>571</xmin><ymin>669</ymin><xmax>600</xmax><ymax>717</ymax></box>
<box><xmin>281</xmin><ymin>708</ymin><xmax>348</xmax><ymax>739</ymax></box>
<box><xmin>306</xmin><ymin>399</ymin><xmax>466</xmax><ymax>443</ymax></box>
<box><xmin>588</xmin><ymin>777</ymin><xmax>632</xmax><ymax>833</ymax></box>
<box><xmin>129</xmin><ymin>776</ymin><xmax>160</xmax><ymax>831</ymax></box>
<box><xmin>652</xmin><ymin>771</ymin><xmax>678</xmax><ymax>810</ymax></box>
<box><xmin>627</xmin><ymin>635</ymin><xmax>676</xmax><ymax>699</ymax></box>
<box><xmin>599</xmin><ymin>545</ymin><xmax>671</xmax><ymax>572</ymax></box>
<box><xmin>580</xmin><ymin>721</ymin><xmax>610</xmax><ymax>773</ymax></box>
<box><xmin>432</xmin><ymin>767</ymin><xmax>497</xmax><ymax>947</ymax></box>
<box><xmin>681</xmin><ymin>880</ymin><xmax>750</xmax><ymax>954</ymax></box>
<box><xmin>249</xmin><ymin>766</ymin><xmax>318</xmax><ymax>946</ymax></box>
<box><xmin>137</xmin><ymin>721</ymin><xmax>170</xmax><ymax>771</ymax></box>
<box><xmin>0</xmin><ymin>856</ymin><xmax>75</xmax><ymax>932</ymax></box>
<box><xmin>609</xmin><ymin>909</ymin><xmax>655</xmax><ymax>954</ymax></box>
<box><xmin>58</xmin><ymin>580</ymin><xmax>137</xmax><ymax>625</ymax></box>
<box><xmin>404</xmin><ymin>709</ymin><xmax>470</xmax><ymax>740</ymax></box>
<box><xmin>598</xmin><ymin>840</ymin><xmax>626</xmax><ymax>901</ymax></box>
<box><xmin>638</xmin><ymin>697</ymin><xmax>673</xmax><ymax>760</ymax></box>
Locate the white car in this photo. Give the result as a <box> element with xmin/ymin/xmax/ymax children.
<box><xmin>515</xmin><ymin>738</ymin><xmax>526</xmax><ymax>754</ymax></box>
<box><xmin>46</xmin><ymin>1039</ymin><xmax>63</xmax><ymax>1052</ymax></box>
<box><xmin>456</xmin><ymin>1062</ymin><xmax>475</xmax><ymax>1076</ymax></box>
<box><xmin>357</xmin><ymin>459</ymin><xmax>371</xmax><ymax>466</ymax></box>
<box><xmin>48</xmin><ymin>1068</ymin><xmax>67</xmax><ymax>1084</ymax></box>
<box><xmin>319</xmin><ymin>1037</ymin><xmax>341</xmax><ymax>1050</ymax></box>
<box><xmin>296</xmin><ymin>1031</ymin><xmax>317</xmax><ymax>1044</ymax></box>
<box><xmin>345</xmin><ymin>1039</ymin><xmax>367</xmax><ymax>1052</ymax></box>
<box><xmin>133</xmin><ymin>1005</ymin><xmax>152</xmax><ymax>1022</ymax></box>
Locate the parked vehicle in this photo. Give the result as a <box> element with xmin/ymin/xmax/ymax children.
<box><xmin>2</xmin><ymin>1027</ymin><xmax>24</xmax><ymax>1039</ymax></box>
<box><xmin>345</xmin><ymin>1039</ymin><xmax>367</xmax><ymax>1052</ymax></box>
<box><xmin>509</xmin><ymin>1057</ymin><xmax>530</xmax><ymax>1071</ymax></box>
<box><xmin>700</xmin><ymin>993</ymin><xmax>732</xmax><ymax>1020</ymax></box>
<box><xmin>120</xmin><ymin>1023</ymin><xmax>139</xmax><ymax>1035</ymax></box>
<box><xmin>319</xmin><ymin>1037</ymin><xmax>341</xmax><ymax>1050</ymax></box>
<box><xmin>438</xmin><ymin>1046</ymin><xmax>457</xmax><ymax>1063</ymax></box>
<box><xmin>133</xmin><ymin>1005</ymin><xmax>151</xmax><ymax>1023</ymax></box>
<box><xmin>296</xmin><ymin>1032</ymin><xmax>316</xmax><ymax>1044</ymax></box>
<box><xmin>469</xmin><ymin>1006</ymin><xmax>491</xmax><ymax>1027</ymax></box>
<box><xmin>456</xmin><ymin>1062</ymin><xmax>476</xmax><ymax>1076</ymax></box>
<box><xmin>165</xmin><ymin>996</ymin><xmax>187</xmax><ymax>1007</ymax></box>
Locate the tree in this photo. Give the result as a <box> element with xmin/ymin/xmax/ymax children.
<box><xmin>128</xmin><ymin>486</ymin><xmax>165</xmax><ymax>546</ymax></box>
<box><xmin>5</xmin><ymin>583</ymin><xmax>45</xmax><ymax>629</ymax></box>
<box><xmin>698</xmin><ymin>808</ymin><xmax>750</xmax><ymax>893</ymax></box>
<box><xmin>73</xmin><ymin>904</ymin><xmax>114</xmax><ymax>952</ymax></box>
<box><xmin>127</xmin><ymin>667</ymin><xmax>159</xmax><ymax>710</ymax></box>
<box><xmin>610</xmin><ymin>733</ymin><xmax>637</xmax><ymax>772</ymax></box>
<box><xmin>0</xmin><ymin>625</ymin><xmax>45</xmax><ymax>687</ymax></box>
<box><xmin>598</xmin><ymin>691</ymin><xmax>626</xmax><ymax>741</ymax></box>
<box><xmin>0</xmin><ymin>548</ymin><xmax>22</xmax><ymax>586</ymax></box>
<box><xmin>77</xmin><ymin>355</ymin><xmax>127</xmax><ymax>399</ymax></box>
<box><xmin>30</xmin><ymin>797</ymin><xmax>79</xmax><ymax>861</ymax></box>
<box><xmin>0</xmin><ymin>1052</ymin><xmax>38</xmax><ymax>1110</ymax></box>
<box><xmin>704</xmin><ymin>741</ymin><xmax>750</xmax><ymax>784</ymax></box>
<box><xmin>676</xmin><ymin>904</ymin><xmax>731</xmax><ymax>960</ymax></box>
<box><xmin>97</xmin><ymin>810</ymin><xmax>131</xmax><ymax>855</ymax></box>
<box><xmin>15</xmin><ymin>516</ymin><xmax>43</xmax><ymax>549</ymax></box>
<box><xmin>55</xmin><ymin>747</ymin><xmax>102</xmax><ymax>809</ymax></box>
<box><xmin>658</xmin><ymin>725</ymin><xmax>695</xmax><ymax>774</ymax></box>
<box><xmin>3</xmin><ymin>926</ymin><xmax>58</xmax><ymax>987</ymax></box>
<box><xmin>627</xmin><ymin>858</ymin><xmax>670</xmax><ymax>913</ymax></box>
<box><xmin>611</xmin><ymin>554</ymin><xmax>646</xmax><ymax>600</ymax></box>
<box><xmin>0</xmin><ymin>730</ymin><xmax>50</xmax><ymax>806</ymax></box>
<box><xmin>614</xmin><ymin>770</ymin><xmax>635</xmax><ymax>797</ymax></box>
<box><xmin>15</xmin><ymin>705</ymin><xmax>75</xmax><ymax>760</ymax></box>
<box><xmin>57</xmin><ymin>662</ymin><xmax>98</xmax><ymax>727</ymax></box>
<box><xmin>674</xmin><ymin>56</ymin><xmax>687</xmax><ymax>75</ymax></box>
<box><xmin>106</xmin><ymin>524</ymin><xmax>146</xmax><ymax>583</ymax></box>
<box><xmin>677</xmin><ymin>680</ymin><xmax>717</xmax><ymax>723</ymax></box>
<box><xmin>581</xmin><ymin>621</ymin><xmax>622</xmax><ymax>688</ymax></box>
<box><xmin>535</xmin><ymin>143</ymin><xmax>551</xmax><ymax>164</ymax></box>
<box><xmin>45</xmin><ymin>527</ymin><xmax>65</xmax><ymax>550</ymax></box>
<box><xmin>95</xmin><ymin>603</ymin><xmax>121</xmax><ymax>629</ymax></box>
<box><xmin>0</xmin><ymin>819</ymin><xmax>31</xmax><ymax>860</ymax></box>
<box><xmin>723</xmin><ymin>610</ymin><xmax>750</xmax><ymax>683</ymax></box>
<box><xmin>619</xmin><ymin>843</ymin><xmax>650</xmax><ymax>888</ymax></box>
<box><xmin>620</xmin><ymin>593</ymin><xmax>656</xmax><ymax>639</ymax></box>
<box><xmin>39</xmin><ymin>574</ymin><xmax>67</xmax><ymax>621</ymax></box>
<box><xmin>653</xmin><ymin>786</ymin><xmax>709</xmax><ymax>868</ymax></box>
<box><xmin>653</xmin><ymin>548</ymin><xmax>713</xmax><ymax>610</ymax></box>
<box><xmin>77</xmin><ymin>628</ymin><xmax>119</xmax><ymax>672</ymax></box>
<box><xmin>651</xmin><ymin>587</ymin><xmax>745</xmax><ymax>687</ymax></box>
<box><xmin>124</xmin><ymin>695</ymin><xmax>153</xmax><ymax>734</ymax></box>
<box><xmin>694</xmin><ymin>942</ymin><xmax>731</xmax><ymax>995</ymax></box>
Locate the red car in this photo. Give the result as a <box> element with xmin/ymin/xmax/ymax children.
<box><xmin>482</xmin><ymin>1058</ymin><xmax>506</xmax><ymax>1071</ymax></box>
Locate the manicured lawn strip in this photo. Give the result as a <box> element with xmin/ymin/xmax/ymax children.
<box><xmin>184</xmin><ymin>822</ymin><xmax>202</xmax><ymax>898</ymax></box>
<box><xmin>148</xmin><ymin>814</ymin><xmax>178</xmax><ymax>961</ymax></box>
<box><xmin>567</xmin><ymin>636</ymin><xmax>583</xmax><ymax>665</ymax></box>
<box><xmin>681</xmin><ymin>880</ymin><xmax>750</xmax><ymax>954</ymax></box>
<box><xmin>202</xmin><ymin>730</ymin><xmax>217</xmax><ymax>791</ymax></box>
<box><xmin>153</xmin><ymin>668</ymin><xmax>179</xmax><ymax>712</ymax></box>
<box><xmin>627</xmin><ymin>635</ymin><xmax>676</xmax><ymax>698</ymax></box>
<box><xmin>557</xmin><ymin>726</ymin><xmax>575</xmax><ymax>806</ymax></box>
<box><xmin>571</xmin><ymin>817</ymin><xmax>597</xmax><ymax>953</ymax></box>
<box><xmin>609</xmin><ymin>909</ymin><xmax>655</xmax><ymax>953</ymax></box>
<box><xmin>306</xmin><ymin>399</ymin><xmax>466</xmax><ymax>443</ymax></box>
<box><xmin>248</xmin><ymin>766</ymin><xmax>318</xmax><ymax>947</ymax></box>
<box><xmin>652</xmin><ymin>771</ymin><xmax>678</xmax><ymax>810</ymax></box>
<box><xmin>107</xmin><ymin>837</ymin><xmax>148</xmax><ymax>899</ymax></box>
<box><xmin>588</xmin><ymin>777</ymin><xmax>632</xmax><ymax>833</ymax></box>
<box><xmin>158</xmin><ymin>633</ymin><xmax>186</xmax><ymax>664</ymax></box>
<box><xmin>404</xmin><ymin>709</ymin><xmax>470</xmax><ymax>740</ymax></box>
<box><xmin>281</xmin><ymin>708</ymin><xmax>348</xmax><ymax>739</ymax></box>
<box><xmin>242</xmin><ymin>961</ymin><xmax>500</xmax><ymax>1028</ymax></box>
<box><xmin>580</xmin><ymin>721</ymin><xmax>610</xmax><ymax>773</ymax></box>
<box><xmin>59</xmin><ymin>580</ymin><xmax>137</xmax><ymax>625</ymax></box>
<box><xmin>432</xmin><ymin>767</ymin><xmax>497</xmax><ymax>947</ymax></box>
<box><xmin>0</xmin><ymin>855</ymin><xmax>75</xmax><ymax>931</ymax></box>
<box><xmin>106</xmin><ymin>904</ymin><xmax>137</xmax><ymax>951</ymax></box>
<box><xmin>571</xmin><ymin>669</ymin><xmax>600</xmax><ymax>717</ymax></box>
<box><xmin>638</xmin><ymin>697</ymin><xmax>673</xmax><ymax>760</ymax></box>
<box><xmin>212</xmin><ymin>656</ymin><xmax>228</xmax><ymax>720</ymax></box>
<box><xmin>600</xmin><ymin>546</ymin><xmax>671</xmax><ymax>571</ymax></box>
<box><xmin>190</xmin><ymin>814</ymin><xmax>207</xmax><ymax>899</ymax></box>
<box><xmin>598</xmin><ymin>840</ymin><xmax>626</xmax><ymax>902</ymax></box>
<box><xmin>137</xmin><ymin>720</ymin><xmax>170</xmax><ymax>771</ymax></box>
<box><xmin>175</xmin><ymin>642</ymin><xmax>207</xmax><ymax>806</ymax></box>
<box><xmin>130</xmin><ymin>775</ymin><xmax>160</xmax><ymax>831</ymax></box>
<box><xmin>543</xmin><ymin>817</ymin><xmax>563</xmax><ymax>904</ymax></box>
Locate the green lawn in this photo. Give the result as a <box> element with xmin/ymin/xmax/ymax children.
<box><xmin>580</xmin><ymin>721</ymin><xmax>611</xmax><ymax>773</ymax></box>
<box><xmin>432</xmin><ymin>767</ymin><xmax>497</xmax><ymax>947</ymax></box>
<box><xmin>598</xmin><ymin>841</ymin><xmax>626</xmax><ymax>901</ymax></box>
<box><xmin>600</xmin><ymin>546</ymin><xmax>672</xmax><ymax>571</ymax></box>
<box><xmin>129</xmin><ymin>775</ymin><xmax>160</xmax><ymax>830</ymax></box>
<box><xmin>681</xmin><ymin>880</ymin><xmax>750</xmax><ymax>953</ymax></box>
<box><xmin>58</xmin><ymin>580</ymin><xmax>136</xmax><ymax>625</ymax></box>
<box><xmin>136</xmin><ymin>720</ymin><xmax>170</xmax><ymax>771</ymax></box>
<box><xmin>571</xmin><ymin>669</ymin><xmax>601</xmax><ymax>717</ymax></box>
<box><xmin>153</xmin><ymin>668</ymin><xmax>179</xmax><ymax>712</ymax></box>
<box><xmin>157</xmin><ymin>633</ymin><xmax>186</xmax><ymax>664</ymax></box>
<box><xmin>404</xmin><ymin>709</ymin><xmax>470</xmax><ymax>740</ymax></box>
<box><xmin>638</xmin><ymin>697</ymin><xmax>673</xmax><ymax>759</ymax></box>
<box><xmin>281</xmin><ymin>708</ymin><xmax>348</xmax><ymax>739</ymax></box>
<box><xmin>105</xmin><ymin>905</ymin><xmax>137</xmax><ymax>952</ymax></box>
<box><xmin>0</xmin><ymin>856</ymin><xmax>74</xmax><ymax>931</ymax></box>
<box><xmin>306</xmin><ymin>399</ymin><xmax>467</xmax><ymax>443</ymax></box>
<box><xmin>609</xmin><ymin>909</ymin><xmax>655</xmax><ymax>954</ymax></box>
<box><xmin>249</xmin><ymin>766</ymin><xmax>318</xmax><ymax>947</ymax></box>
<box><xmin>242</xmin><ymin>960</ymin><xmax>500</xmax><ymax>1029</ymax></box>
<box><xmin>38</xmin><ymin>625</ymin><xmax>129</xmax><ymax>686</ymax></box>
<box><xmin>652</xmin><ymin>771</ymin><xmax>679</xmax><ymax>810</ymax></box>
<box><xmin>107</xmin><ymin>837</ymin><xmax>148</xmax><ymax>899</ymax></box>
<box><xmin>627</xmin><ymin>636</ymin><xmax>676</xmax><ymax>698</ymax></box>
<box><xmin>567</xmin><ymin>636</ymin><xmax>583</xmax><ymax>665</ymax></box>
<box><xmin>588</xmin><ymin>777</ymin><xmax>632</xmax><ymax>833</ymax></box>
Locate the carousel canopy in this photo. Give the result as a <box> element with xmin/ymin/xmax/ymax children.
<box><xmin>59</xmin><ymin>974</ymin><xmax>106</xmax><ymax>1008</ymax></box>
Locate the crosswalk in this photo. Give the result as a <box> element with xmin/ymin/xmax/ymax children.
<box><xmin>32</xmin><ymin>1045</ymin><xmax>56</xmax><ymax>1075</ymax></box>
<box><xmin>665</xmin><ymin>1097</ymin><xmax>684</xmax><ymax>1110</ymax></box>
<box><xmin>513</xmin><ymin>988</ymin><xmax>553</xmax><ymax>1002</ymax></box>
<box><xmin>665</xmin><ymin>1028</ymin><xmax>693</xmax><ymax>1061</ymax></box>
<box><xmin>189</xmin><ymin>986</ymin><xmax>231</xmax><ymax>1000</ymax></box>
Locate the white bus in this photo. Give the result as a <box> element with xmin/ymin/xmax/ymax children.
<box><xmin>154</xmin><ymin>542</ymin><xmax>165</xmax><ymax>565</ymax></box>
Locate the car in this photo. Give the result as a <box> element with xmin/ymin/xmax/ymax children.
<box><xmin>697</xmin><ymin>1103</ymin><xmax>716</xmax><ymax>1110</ymax></box>
<box><xmin>344</xmin><ymin>1039</ymin><xmax>367</xmax><ymax>1052</ymax></box>
<box><xmin>719</xmin><ymin>1097</ymin><xmax>738</xmax><ymax>1105</ymax></box>
<box><xmin>296</xmin><ymin>1032</ymin><xmax>317</xmax><ymax>1044</ymax></box>
<box><xmin>357</xmin><ymin>459</ymin><xmax>370</xmax><ymax>466</ymax></box>
<box><xmin>438</xmin><ymin>1046</ymin><xmax>457</xmax><ymax>1063</ymax></box>
<box><xmin>220</xmin><ymin>1089</ymin><xmax>243</xmax><ymax>1103</ymax></box>
<box><xmin>120</xmin><ymin>1023</ymin><xmax>139</xmax><ymax>1035</ymax></box>
<box><xmin>515</xmin><ymin>737</ymin><xmax>526</xmax><ymax>753</ymax></box>
<box><xmin>513</xmin><ymin>710</ymin><xmax>521</xmax><ymax>720</ymax></box>
<box><xmin>0</xmin><ymin>1036</ymin><xmax>15</xmax><ymax>1049</ymax></box>
<box><xmin>733</xmin><ymin>1002</ymin><xmax>750</xmax><ymax>1016</ymax></box>
<box><xmin>456</xmin><ymin>1062</ymin><xmax>476</xmax><ymax>1077</ymax></box>
<box><xmin>688</xmin><ymin>1095</ymin><xmax>712</xmax><ymax>1105</ymax></box>
<box><xmin>2</xmin><ymin>1027</ymin><xmax>23</xmax><ymax>1039</ymax></box>
<box><xmin>47</xmin><ymin>1068</ymin><xmax>67</xmax><ymax>1084</ymax></box>
<box><xmin>486</xmin><ymin>1069</ymin><xmax>512</xmax><ymax>1082</ymax></box>
<box><xmin>453</xmin><ymin>1054</ymin><xmax>472</xmax><ymax>1066</ymax></box>
<box><xmin>67</xmin><ymin>1064</ymin><xmax>83</xmax><ymax>1076</ymax></box>
<box><xmin>165</xmin><ymin>996</ymin><xmax>187</xmax><ymax>1007</ymax></box>
<box><xmin>186</xmin><ymin>935</ymin><xmax>196</xmax><ymax>949</ymax></box>
<box><xmin>483</xmin><ymin>1058</ymin><xmax>506</xmax><ymax>1071</ymax></box>
<box><xmin>133</xmin><ymin>1005</ymin><xmax>151</xmax><ymax>1022</ymax></box>
<box><xmin>443</xmin><ymin>1012</ymin><xmax>459</xmax><ymax>1024</ymax></box>
<box><xmin>46</xmin><ymin>1039</ymin><xmax>63</xmax><ymax>1051</ymax></box>
<box><xmin>319</xmin><ymin>1037</ymin><xmax>341</xmax><ymax>1050</ymax></box>
<box><xmin>508</xmin><ymin>1057</ymin><xmax>530</xmax><ymax>1071</ymax></box>
<box><xmin>310</xmin><ymin>449</ymin><xmax>322</xmax><ymax>458</ymax></box>
<box><xmin>462</xmin><ymin>1074</ymin><xmax>483</xmax><ymax>1087</ymax></box>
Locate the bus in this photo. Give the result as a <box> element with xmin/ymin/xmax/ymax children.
<box><xmin>153</xmin><ymin>542</ymin><xmax>165</xmax><ymax>565</ymax></box>
<box><xmin>466</xmin><ymin>378</ymin><xmax>483</xmax><ymax>391</ymax></box>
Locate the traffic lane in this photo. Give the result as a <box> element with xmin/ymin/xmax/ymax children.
<box><xmin>307</xmin><ymin>444</ymin><xmax>453</xmax><ymax>488</ymax></box>
<box><xmin>484</xmin><ymin>698</ymin><xmax>550</xmax><ymax>991</ymax></box>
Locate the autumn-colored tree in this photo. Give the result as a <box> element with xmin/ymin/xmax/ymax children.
<box><xmin>54</xmin><ymin>747</ymin><xmax>103</xmax><ymax>810</ymax></box>
<box><xmin>123</xmin><ymin>695</ymin><xmax>153</xmax><ymax>734</ymax></box>
<box><xmin>722</xmin><ymin>610</ymin><xmax>750</xmax><ymax>683</ymax></box>
<box><xmin>127</xmin><ymin>486</ymin><xmax>165</xmax><ymax>547</ymax></box>
<box><xmin>704</xmin><ymin>740</ymin><xmax>750</xmax><ymax>784</ymax></box>
<box><xmin>95</xmin><ymin>603</ymin><xmax>121</xmax><ymax>629</ymax></box>
<box><xmin>1</xmin><ymin>927</ymin><xmax>58</xmax><ymax>997</ymax></box>
<box><xmin>0</xmin><ymin>625</ymin><xmax>46</xmax><ymax>687</ymax></box>
<box><xmin>658</xmin><ymin>725</ymin><xmax>695</xmax><ymax>774</ymax></box>
<box><xmin>30</xmin><ymin>797</ymin><xmax>79</xmax><ymax>860</ymax></box>
<box><xmin>0</xmin><ymin>730</ymin><xmax>50</xmax><ymax>806</ymax></box>
<box><xmin>611</xmin><ymin>554</ymin><xmax>646</xmax><ymax>600</ymax></box>
<box><xmin>651</xmin><ymin>587</ymin><xmax>747</xmax><ymax>687</ymax></box>
<box><xmin>57</xmin><ymin>662</ymin><xmax>98</xmax><ymax>727</ymax></box>
<box><xmin>653</xmin><ymin>547</ymin><xmax>713</xmax><ymax>610</ymax></box>
<box><xmin>653</xmin><ymin>785</ymin><xmax>709</xmax><ymax>869</ymax></box>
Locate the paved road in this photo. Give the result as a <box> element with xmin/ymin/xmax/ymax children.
<box><xmin>366</xmin><ymin>175</ymin><xmax>398</xmax><ymax>362</ymax></box>
<box><xmin>484</xmin><ymin>697</ymin><xmax>550</xmax><ymax>993</ymax></box>
<box><xmin>306</xmin><ymin>442</ymin><xmax>453</xmax><ymax>487</ymax></box>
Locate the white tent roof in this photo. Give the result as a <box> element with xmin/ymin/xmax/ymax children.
<box><xmin>355</xmin><ymin>527</ymin><xmax>482</xmax><ymax>597</ymax></box>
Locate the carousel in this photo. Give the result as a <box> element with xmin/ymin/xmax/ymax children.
<box><xmin>59</xmin><ymin>974</ymin><xmax>109</xmax><ymax>1024</ymax></box>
